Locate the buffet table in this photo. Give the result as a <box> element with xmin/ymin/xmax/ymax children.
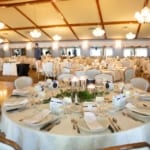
<box><xmin>1</xmin><ymin>84</ymin><xmax>150</xmax><ymax>150</ymax></box>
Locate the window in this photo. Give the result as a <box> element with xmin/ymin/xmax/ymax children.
<box><xmin>89</xmin><ymin>47</ymin><xmax>103</xmax><ymax>56</ymax></box>
<box><xmin>135</xmin><ymin>47</ymin><xmax>148</xmax><ymax>57</ymax></box>
<box><xmin>61</xmin><ymin>47</ymin><xmax>81</xmax><ymax>57</ymax></box>
<box><xmin>12</xmin><ymin>48</ymin><xmax>26</xmax><ymax>56</ymax></box>
<box><xmin>123</xmin><ymin>48</ymin><xmax>134</xmax><ymax>57</ymax></box>
<box><xmin>42</xmin><ymin>48</ymin><xmax>51</xmax><ymax>56</ymax></box>
<box><xmin>104</xmin><ymin>47</ymin><xmax>113</xmax><ymax>56</ymax></box>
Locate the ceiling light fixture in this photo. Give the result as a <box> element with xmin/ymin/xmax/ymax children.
<box><xmin>53</xmin><ymin>34</ymin><xmax>62</xmax><ymax>41</ymax></box>
<box><xmin>0</xmin><ymin>22</ymin><xmax>4</xmax><ymax>29</ymax></box>
<box><xmin>126</xmin><ymin>32</ymin><xmax>136</xmax><ymax>40</ymax></box>
<box><xmin>92</xmin><ymin>27</ymin><xmax>105</xmax><ymax>37</ymax></box>
<box><xmin>30</xmin><ymin>29</ymin><xmax>41</xmax><ymax>38</ymax></box>
<box><xmin>135</xmin><ymin>7</ymin><xmax>150</xmax><ymax>23</ymax></box>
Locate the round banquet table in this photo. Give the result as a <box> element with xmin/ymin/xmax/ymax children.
<box><xmin>1</xmin><ymin>88</ymin><xmax>150</xmax><ymax>150</ymax></box>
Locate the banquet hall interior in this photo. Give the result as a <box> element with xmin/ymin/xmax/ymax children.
<box><xmin>0</xmin><ymin>0</ymin><xmax>150</xmax><ymax>150</ymax></box>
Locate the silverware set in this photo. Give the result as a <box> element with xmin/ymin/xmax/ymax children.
<box><xmin>71</xmin><ymin>119</ymin><xmax>80</xmax><ymax>134</ymax></box>
<box><xmin>108</xmin><ymin>117</ymin><xmax>121</xmax><ymax>132</ymax></box>
<box><xmin>40</xmin><ymin>119</ymin><xmax>61</xmax><ymax>131</ymax></box>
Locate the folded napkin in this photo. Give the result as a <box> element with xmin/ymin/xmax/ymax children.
<box><xmin>24</xmin><ymin>109</ymin><xmax>50</xmax><ymax>124</ymax></box>
<box><xmin>49</xmin><ymin>98</ymin><xmax>64</xmax><ymax>114</ymax></box>
<box><xmin>83</xmin><ymin>102</ymin><xmax>97</xmax><ymax>112</ymax></box>
<box><xmin>4</xmin><ymin>99</ymin><xmax>29</xmax><ymax>107</ymax></box>
<box><xmin>12</xmin><ymin>89</ymin><xmax>29</xmax><ymax>96</ymax></box>
<box><xmin>84</xmin><ymin>112</ymin><xmax>104</xmax><ymax>130</ymax></box>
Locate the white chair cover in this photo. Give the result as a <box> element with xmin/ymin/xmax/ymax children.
<box><xmin>14</xmin><ymin>76</ymin><xmax>33</xmax><ymax>89</ymax></box>
<box><xmin>130</xmin><ymin>77</ymin><xmax>149</xmax><ymax>91</ymax></box>
<box><xmin>124</xmin><ymin>68</ymin><xmax>135</xmax><ymax>83</ymax></box>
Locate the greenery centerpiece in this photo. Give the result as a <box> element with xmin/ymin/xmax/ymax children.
<box><xmin>77</xmin><ymin>90</ymin><xmax>95</xmax><ymax>102</ymax></box>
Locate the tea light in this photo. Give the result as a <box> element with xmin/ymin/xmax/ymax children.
<box><xmin>79</xmin><ymin>76</ymin><xmax>87</xmax><ymax>89</ymax></box>
<box><xmin>87</xmin><ymin>84</ymin><xmax>95</xmax><ymax>93</ymax></box>
<box><xmin>71</xmin><ymin>76</ymin><xmax>79</xmax><ymax>88</ymax></box>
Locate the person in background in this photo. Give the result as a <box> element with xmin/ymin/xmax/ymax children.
<box><xmin>34</xmin><ymin>43</ymin><xmax>42</xmax><ymax>60</ymax></box>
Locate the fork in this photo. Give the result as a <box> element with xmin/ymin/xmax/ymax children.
<box><xmin>71</xmin><ymin>119</ymin><xmax>80</xmax><ymax>133</ymax></box>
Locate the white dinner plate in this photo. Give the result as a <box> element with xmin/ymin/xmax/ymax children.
<box><xmin>78</xmin><ymin>117</ymin><xmax>109</xmax><ymax>134</ymax></box>
<box><xmin>139</xmin><ymin>95</ymin><xmax>150</xmax><ymax>101</ymax></box>
<box><xmin>127</xmin><ymin>110</ymin><xmax>150</xmax><ymax>122</ymax></box>
<box><xmin>23</xmin><ymin>114</ymin><xmax>57</xmax><ymax>127</ymax></box>
<box><xmin>4</xmin><ymin>99</ymin><xmax>29</xmax><ymax>111</ymax></box>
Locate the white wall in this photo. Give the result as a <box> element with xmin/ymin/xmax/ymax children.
<box><xmin>0</xmin><ymin>39</ymin><xmax>150</xmax><ymax>57</ymax></box>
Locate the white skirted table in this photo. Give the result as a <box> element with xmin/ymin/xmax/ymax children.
<box><xmin>1</xmin><ymin>85</ymin><xmax>150</xmax><ymax>150</ymax></box>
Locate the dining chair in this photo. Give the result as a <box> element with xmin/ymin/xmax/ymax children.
<box><xmin>42</xmin><ymin>61</ymin><xmax>54</xmax><ymax>79</ymax></box>
<box><xmin>57</xmin><ymin>73</ymin><xmax>74</xmax><ymax>87</ymax></box>
<box><xmin>100</xmin><ymin>141</ymin><xmax>150</xmax><ymax>150</ymax></box>
<box><xmin>35</xmin><ymin>60</ymin><xmax>44</xmax><ymax>80</ymax></box>
<box><xmin>14</xmin><ymin>76</ymin><xmax>33</xmax><ymax>89</ymax></box>
<box><xmin>95</xmin><ymin>73</ymin><xmax>114</xmax><ymax>85</ymax></box>
<box><xmin>130</xmin><ymin>77</ymin><xmax>149</xmax><ymax>91</ymax></box>
<box><xmin>86</xmin><ymin>69</ymin><xmax>101</xmax><ymax>83</ymax></box>
<box><xmin>0</xmin><ymin>136</ymin><xmax>22</xmax><ymax>150</ymax></box>
<box><xmin>124</xmin><ymin>68</ymin><xmax>135</xmax><ymax>83</ymax></box>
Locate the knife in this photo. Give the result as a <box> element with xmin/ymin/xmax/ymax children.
<box><xmin>40</xmin><ymin>118</ymin><xmax>59</xmax><ymax>131</ymax></box>
<box><xmin>122</xmin><ymin>112</ymin><xmax>145</xmax><ymax>123</ymax></box>
<box><xmin>6</xmin><ymin>108</ymin><xmax>19</xmax><ymax>112</ymax></box>
<box><xmin>127</xmin><ymin>113</ymin><xmax>145</xmax><ymax>123</ymax></box>
<box><xmin>108</xmin><ymin>125</ymin><xmax>115</xmax><ymax>133</ymax></box>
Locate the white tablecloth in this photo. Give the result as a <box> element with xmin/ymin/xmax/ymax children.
<box><xmin>1</xmin><ymin>102</ymin><xmax>150</xmax><ymax>150</ymax></box>
<box><xmin>2</xmin><ymin>62</ymin><xmax>18</xmax><ymax>76</ymax></box>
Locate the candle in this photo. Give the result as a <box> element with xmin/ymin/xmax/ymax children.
<box><xmin>71</xmin><ymin>76</ymin><xmax>79</xmax><ymax>88</ymax></box>
<box><xmin>87</xmin><ymin>84</ymin><xmax>95</xmax><ymax>93</ymax></box>
<box><xmin>79</xmin><ymin>76</ymin><xmax>87</xmax><ymax>89</ymax></box>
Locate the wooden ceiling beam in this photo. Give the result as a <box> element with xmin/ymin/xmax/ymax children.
<box><xmin>96</xmin><ymin>0</ymin><xmax>107</xmax><ymax>39</ymax></box>
<box><xmin>51</xmin><ymin>1</ymin><xmax>79</xmax><ymax>40</ymax></box>
<box><xmin>14</xmin><ymin>6</ymin><xmax>52</xmax><ymax>40</ymax></box>
<box><xmin>0</xmin><ymin>0</ymin><xmax>52</xmax><ymax>7</ymax></box>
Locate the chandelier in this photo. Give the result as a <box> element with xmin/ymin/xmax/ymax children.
<box><xmin>53</xmin><ymin>34</ymin><xmax>62</xmax><ymax>41</ymax></box>
<box><xmin>126</xmin><ymin>32</ymin><xmax>136</xmax><ymax>40</ymax></box>
<box><xmin>92</xmin><ymin>27</ymin><xmax>105</xmax><ymax>37</ymax></box>
<box><xmin>135</xmin><ymin>7</ymin><xmax>150</xmax><ymax>23</ymax></box>
<box><xmin>30</xmin><ymin>29</ymin><xmax>41</xmax><ymax>38</ymax></box>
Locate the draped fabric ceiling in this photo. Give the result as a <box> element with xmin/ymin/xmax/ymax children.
<box><xmin>0</xmin><ymin>0</ymin><xmax>150</xmax><ymax>43</ymax></box>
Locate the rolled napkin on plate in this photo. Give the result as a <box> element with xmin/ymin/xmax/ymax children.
<box><xmin>23</xmin><ymin>109</ymin><xmax>50</xmax><ymax>125</ymax></box>
<box><xmin>84</xmin><ymin>112</ymin><xmax>104</xmax><ymax>130</ymax></box>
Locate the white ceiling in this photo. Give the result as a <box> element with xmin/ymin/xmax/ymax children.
<box><xmin>0</xmin><ymin>0</ymin><xmax>149</xmax><ymax>43</ymax></box>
